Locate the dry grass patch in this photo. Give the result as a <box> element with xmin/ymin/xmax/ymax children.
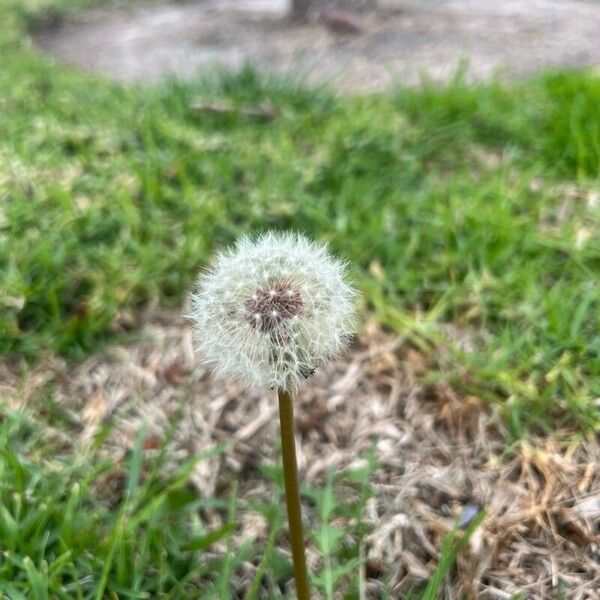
<box><xmin>3</xmin><ymin>312</ymin><xmax>599</xmax><ymax>598</ymax></box>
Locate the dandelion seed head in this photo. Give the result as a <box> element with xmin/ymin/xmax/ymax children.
<box><xmin>189</xmin><ymin>231</ymin><xmax>356</xmax><ymax>392</ymax></box>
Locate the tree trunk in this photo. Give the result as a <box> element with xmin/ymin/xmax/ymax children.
<box><xmin>291</xmin><ymin>0</ymin><xmax>310</xmax><ymax>21</ymax></box>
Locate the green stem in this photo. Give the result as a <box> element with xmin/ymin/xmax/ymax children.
<box><xmin>278</xmin><ymin>389</ymin><xmax>311</xmax><ymax>600</ymax></box>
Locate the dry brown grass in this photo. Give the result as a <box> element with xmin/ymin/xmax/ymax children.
<box><xmin>3</xmin><ymin>312</ymin><xmax>599</xmax><ymax>599</ymax></box>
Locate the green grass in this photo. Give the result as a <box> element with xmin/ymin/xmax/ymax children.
<box><xmin>0</xmin><ymin>403</ymin><xmax>386</xmax><ymax>598</ymax></box>
<box><xmin>2</xmin><ymin>31</ymin><xmax>599</xmax><ymax>429</ymax></box>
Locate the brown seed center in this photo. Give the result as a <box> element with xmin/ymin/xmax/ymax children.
<box><xmin>245</xmin><ymin>282</ymin><xmax>303</xmax><ymax>333</ymax></box>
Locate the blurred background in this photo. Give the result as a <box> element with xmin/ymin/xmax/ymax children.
<box><xmin>1</xmin><ymin>0</ymin><xmax>599</xmax><ymax>598</ymax></box>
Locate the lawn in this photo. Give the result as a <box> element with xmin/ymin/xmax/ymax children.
<box><xmin>1</xmin><ymin>0</ymin><xmax>599</xmax><ymax>597</ymax></box>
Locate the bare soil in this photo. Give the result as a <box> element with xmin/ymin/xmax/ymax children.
<box><xmin>35</xmin><ymin>0</ymin><xmax>600</xmax><ymax>90</ymax></box>
<box><xmin>3</xmin><ymin>312</ymin><xmax>600</xmax><ymax>598</ymax></box>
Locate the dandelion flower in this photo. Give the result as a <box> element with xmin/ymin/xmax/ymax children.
<box><xmin>188</xmin><ymin>231</ymin><xmax>356</xmax><ymax>600</ymax></box>
<box><xmin>189</xmin><ymin>231</ymin><xmax>356</xmax><ymax>393</ymax></box>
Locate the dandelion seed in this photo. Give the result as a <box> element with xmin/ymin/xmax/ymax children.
<box><xmin>189</xmin><ymin>231</ymin><xmax>356</xmax><ymax>393</ymax></box>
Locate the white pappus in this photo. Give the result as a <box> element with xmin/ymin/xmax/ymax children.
<box><xmin>188</xmin><ymin>231</ymin><xmax>356</xmax><ymax>393</ymax></box>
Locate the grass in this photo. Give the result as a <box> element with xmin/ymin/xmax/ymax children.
<box><xmin>2</xmin><ymin>0</ymin><xmax>600</xmax><ymax>433</ymax></box>
<box><xmin>0</xmin><ymin>403</ymin><xmax>382</xmax><ymax>598</ymax></box>
<box><xmin>1</xmin><ymin>404</ymin><xmax>486</xmax><ymax>598</ymax></box>
<box><xmin>2</xmin><ymin>4</ymin><xmax>598</xmax><ymax>432</ymax></box>
<box><xmin>0</xmin><ymin>0</ymin><xmax>599</xmax><ymax>596</ymax></box>
<box><xmin>3</xmin><ymin>53</ymin><xmax>599</xmax><ymax>429</ymax></box>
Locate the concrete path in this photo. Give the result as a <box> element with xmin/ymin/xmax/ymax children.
<box><xmin>35</xmin><ymin>0</ymin><xmax>600</xmax><ymax>90</ymax></box>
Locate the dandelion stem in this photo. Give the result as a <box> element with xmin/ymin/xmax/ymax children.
<box><xmin>278</xmin><ymin>389</ymin><xmax>311</xmax><ymax>600</ymax></box>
